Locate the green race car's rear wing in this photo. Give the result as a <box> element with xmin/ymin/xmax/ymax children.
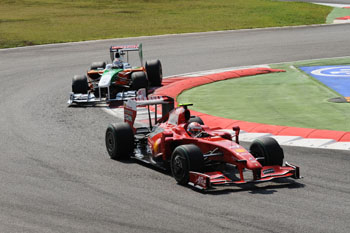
<box><xmin>110</xmin><ymin>43</ymin><xmax>143</xmax><ymax>66</ymax></box>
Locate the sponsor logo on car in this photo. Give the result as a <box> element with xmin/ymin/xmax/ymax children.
<box><xmin>195</xmin><ymin>176</ymin><xmax>207</xmax><ymax>187</ymax></box>
<box><xmin>263</xmin><ymin>168</ymin><xmax>275</xmax><ymax>175</ymax></box>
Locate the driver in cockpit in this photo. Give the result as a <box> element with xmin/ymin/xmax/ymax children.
<box><xmin>187</xmin><ymin>122</ymin><xmax>210</xmax><ymax>138</ymax></box>
<box><xmin>113</xmin><ymin>50</ymin><xmax>125</xmax><ymax>68</ymax></box>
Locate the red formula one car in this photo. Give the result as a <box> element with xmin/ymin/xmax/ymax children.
<box><xmin>105</xmin><ymin>95</ymin><xmax>300</xmax><ymax>190</ymax></box>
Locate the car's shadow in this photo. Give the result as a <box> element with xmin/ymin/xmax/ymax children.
<box><xmin>115</xmin><ymin>158</ymin><xmax>305</xmax><ymax>195</ymax></box>
<box><xmin>68</xmin><ymin>100</ymin><xmax>124</xmax><ymax>108</ymax></box>
<box><xmin>194</xmin><ymin>179</ymin><xmax>305</xmax><ymax>195</ymax></box>
<box><xmin>68</xmin><ymin>104</ymin><xmax>107</xmax><ymax>108</ymax></box>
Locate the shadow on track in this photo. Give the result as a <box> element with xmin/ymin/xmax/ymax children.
<box><xmin>68</xmin><ymin>104</ymin><xmax>109</xmax><ymax>108</ymax></box>
<box><xmin>195</xmin><ymin>180</ymin><xmax>305</xmax><ymax>196</ymax></box>
<box><xmin>112</xmin><ymin>158</ymin><xmax>305</xmax><ymax>195</ymax></box>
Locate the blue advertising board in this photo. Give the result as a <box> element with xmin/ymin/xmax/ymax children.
<box><xmin>299</xmin><ymin>65</ymin><xmax>350</xmax><ymax>97</ymax></box>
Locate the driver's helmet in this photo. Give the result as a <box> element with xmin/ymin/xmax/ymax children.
<box><xmin>187</xmin><ymin>122</ymin><xmax>203</xmax><ymax>137</ymax></box>
<box><xmin>115</xmin><ymin>50</ymin><xmax>125</xmax><ymax>59</ymax></box>
<box><xmin>113</xmin><ymin>58</ymin><xmax>123</xmax><ymax>68</ymax></box>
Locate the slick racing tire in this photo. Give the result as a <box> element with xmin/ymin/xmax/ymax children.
<box><xmin>249</xmin><ymin>137</ymin><xmax>284</xmax><ymax>166</ymax></box>
<box><xmin>146</xmin><ymin>59</ymin><xmax>162</xmax><ymax>87</ymax></box>
<box><xmin>90</xmin><ymin>61</ymin><xmax>106</xmax><ymax>70</ymax></box>
<box><xmin>131</xmin><ymin>72</ymin><xmax>148</xmax><ymax>90</ymax></box>
<box><xmin>171</xmin><ymin>144</ymin><xmax>204</xmax><ymax>185</ymax></box>
<box><xmin>105</xmin><ymin>123</ymin><xmax>134</xmax><ymax>160</ymax></box>
<box><xmin>188</xmin><ymin>116</ymin><xmax>204</xmax><ymax>125</ymax></box>
<box><xmin>72</xmin><ymin>75</ymin><xmax>88</xmax><ymax>94</ymax></box>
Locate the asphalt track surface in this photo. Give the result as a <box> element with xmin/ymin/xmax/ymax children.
<box><xmin>1</xmin><ymin>24</ymin><xmax>350</xmax><ymax>232</ymax></box>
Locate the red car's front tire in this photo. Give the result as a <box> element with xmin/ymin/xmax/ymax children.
<box><xmin>105</xmin><ymin>123</ymin><xmax>134</xmax><ymax>160</ymax></box>
<box><xmin>171</xmin><ymin>144</ymin><xmax>204</xmax><ymax>185</ymax></box>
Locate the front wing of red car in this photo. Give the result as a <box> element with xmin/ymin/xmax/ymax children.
<box><xmin>188</xmin><ymin>162</ymin><xmax>300</xmax><ymax>190</ymax></box>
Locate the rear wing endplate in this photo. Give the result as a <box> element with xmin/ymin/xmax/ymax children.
<box><xmin>124</xmin><ymin>95</ymin><xmax>174</xmax><ymax>129</ymax></box>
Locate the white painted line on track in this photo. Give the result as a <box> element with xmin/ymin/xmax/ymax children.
<box><xmin>333</xmin><ymin>19</ymin><xmax>350</xmax><ymax>24</ymax></box>
<box><xmin>246</xmin><ymin>135</ymin><xmax>349</xmax><ymax>151</ymax></box>
<box><xmin>322</xmin><ymin>142</ymin><xmax>350</xmax><ymax>150</ymax></box>
<box><xmin>313</xmin><ymin>3</ymin><xmax>350</xmax><ymax>8</ymax></box>
<box><xmin>285</xmin><ymin>138</ymin><xmax>336</xmax><ymax>148</ymax></box>
<box><xmin>220</xmin><ymin>129</ymin><xmax>349</xmax><ymax>151</ymax></box>
<box><xmin>268</xmin><ymin>136</ymin><xmax>303</xmax><ymax>145</ymax></box>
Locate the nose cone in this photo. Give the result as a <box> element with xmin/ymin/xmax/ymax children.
<box><xmin>246</xmin><ymin>156</ymin><xmax>262</xmax><ymax>170</ymax></box>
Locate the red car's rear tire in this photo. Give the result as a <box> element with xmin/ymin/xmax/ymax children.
<box><xmin>146</xmin><ymin>59</ymin><xmax>162</xmax><ymax>87</ymax></box>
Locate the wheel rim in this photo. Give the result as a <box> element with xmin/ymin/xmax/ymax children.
<box><xmin>106</xmin><ymin>130</ymin><xmax>115</xmax><ymax>154</ymax></box>
<box><xmin>173</xmin><ymin>155</ymin><xmax>185</xmax><ymax>178</ymax></box>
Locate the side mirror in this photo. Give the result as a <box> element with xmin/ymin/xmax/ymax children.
<box><xmin>232</xmin><ymin>126</ymin><xmax>240</xmax><ymax>144</ymax></box>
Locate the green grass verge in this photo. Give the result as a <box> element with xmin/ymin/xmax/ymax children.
<box><xmin>177</xmin><ymin>57</ymin><xmax>350</xmax><ymax>131</ymax></box>
<box><xmin>0</xmin><ymin>0</ymin><xmax>331</xmax><ymax>48</ymax></box>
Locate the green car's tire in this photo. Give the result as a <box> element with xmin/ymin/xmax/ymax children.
<box><xmin>72</xmin><ymin>75</ymin><xmax>88</xmax><ymax>94</ymax></box>
<box><xmin>90</xmin><ymin>61</ymin><xmax>106</xmax><ymax>70</ymax></box>
<box><xmin>131</xmin><ymin>72</ymin><xmax>148</xmax><ymax>90</ymax></box>
<box><xmin>146</xmin><ymin>59</ymin><xmax>163</xmax><ymax>87</ymax></box>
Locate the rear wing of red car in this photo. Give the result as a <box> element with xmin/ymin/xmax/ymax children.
<box><xmin>124</xmin><ymin>93</ymin><xmax>174</xmax><ymax>129</ymax></box>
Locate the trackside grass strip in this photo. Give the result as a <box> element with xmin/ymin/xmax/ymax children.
<box><xmin>0</xmin><ymin>0</ymin><xmax>331</xmax><ymax>48</ymax></box>
<box><xmin>177</xmin><ymin>58</ymin><xmax>350</xmax><ymax>132</ymax></box>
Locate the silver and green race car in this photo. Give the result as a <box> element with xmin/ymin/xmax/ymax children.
<box><xmin>68</xmin><ymin>43</ymin><xmax>162</xmax><ymax>105</ymax></box>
